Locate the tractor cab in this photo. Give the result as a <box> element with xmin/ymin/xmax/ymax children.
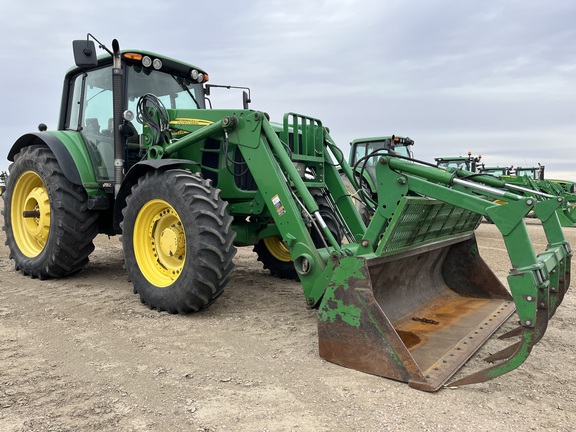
<box><xmin>67</xmin><ymin>39</ymin><xmax>208</xmax><ymax>185</ymax></box>
<box><xmin>435</xmin><ymin>152</ymin><xmax>482</xmax><ymax>173</ymax></box>
<box><xmin>349</xmin><ymin>135</ymin><xmax>414</xmax><ymax>192</ymax></box>
<box><xmin>515</xmin><ymin>165</ymin><xmax>545</xmax><ymax>181</ymax></box>
<box><xmin>479</xmin><ymin>166</ymin><xmax>514</xmax><ymax>176</ymax></box>
<box><xmin>350</xmin><ymin>135</ymin><xmax>414</xmax><ymax>166</ymax></box>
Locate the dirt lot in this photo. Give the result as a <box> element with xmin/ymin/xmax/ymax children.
<box><xmin>1</xmin><ymin>201</ymin><xmax>575</xmax><ymax>431</ymax></box>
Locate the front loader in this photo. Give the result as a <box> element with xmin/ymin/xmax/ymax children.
<box><xmin>478</xmin><ymin>164</ymin><xmax>576</xmax><ymax>227</ymax></box>
<box><xmin>2</xmin><ymin>35</ymin><xmax>571</xmax><ymax>391</ymax></box>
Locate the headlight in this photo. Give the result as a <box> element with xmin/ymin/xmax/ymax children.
<box><xmin>123</xmin><ymin>110</ymin><xmax>135</xmax><ymax>122</ymax></box>
<box><xmin>142</xmin><ymin>56</ymin><xmax>152</xmax><ymax>68</ymax></box>
<box><xmin>152</xmin><ymin>58</ymin><xmax>163</xmax><ymax>70</ymax></box>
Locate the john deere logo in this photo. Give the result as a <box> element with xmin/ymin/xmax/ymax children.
<box><xmin>170</xmin><ymin>118</ymin><xmax>213</xmax><ymax>126</ymax></box>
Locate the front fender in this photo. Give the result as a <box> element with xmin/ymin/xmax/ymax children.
<box><xmin>113</xmin><ymin>159</ymin><xmax>199</xmax><ymax>230</ymax></box>
<box><xmin>8</xmin><ymin>131</ymin><xmax>97</xmax><ymax>188</ymax></box>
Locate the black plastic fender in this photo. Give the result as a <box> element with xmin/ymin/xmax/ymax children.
<box><xmin>8</xmin><ymin>133</ymin><xmax>82</xmax><ymax>185</ymax></box>
<box><xmin>113</xmin><ymin>159</ymin><xmax>200</xmax><ymax>230</ymax></box>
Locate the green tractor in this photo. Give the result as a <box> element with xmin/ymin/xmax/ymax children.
<box><xmin>2</xmin><ymin>35</ymin><xmax>572</xmax><ymax>391</ymax></box>
<box><xmin>479</xmin><ymin>164</ymin><xmax>576</xmax><ymax>227</ymax></box>
<box><xmin>0</xmin><ymin>171</ymin><xmax>7</xmax><ymax>195</ymax></box>
<box><xmin>345</xmin><ymin>135</ymin><xmax>414</xmax><ymax>220</ymax></box>
<box><xmin>434</xmin><ymin>152</ymin><xmax>483</xmax><ymax>173</ymax></box>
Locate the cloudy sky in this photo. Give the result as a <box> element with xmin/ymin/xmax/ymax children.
<box><xmin>1</xmin><ymin>0</ymin><xmax>575</xmax><ymax>180</ymax></box>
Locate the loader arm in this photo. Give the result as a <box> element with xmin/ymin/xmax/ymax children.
<box><xmin>143</xmin><ymin>103</ymin><xmax>570</xmax><ymax>391</ymax></box>
<box><xmin>157</xmin><ymin>109</ymin><xmax>363</xmax><ymax>306</ymax></box>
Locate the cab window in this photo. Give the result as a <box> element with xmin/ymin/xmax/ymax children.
<box><xmin>66</xmin><ymin>66</ymin><xmax>115</xmax><ymax>181</ymax></box>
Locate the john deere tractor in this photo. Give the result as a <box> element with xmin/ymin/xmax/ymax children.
<box><xmin>479</xmin><ymin>164</ymin><xmax>576</xmax><ymax>227</ymax></box>
<box><xmin>435</xmin><ymin>152</ymin><xmax>484</xmax><ymax>173</ymax></box>
<box><xmin>344</xmin><ymin>135</ymin><xmax>414</xmax><ymax>221</ymax></box>
<box><xmin>2</xmin><ymin>35</ymin><xmax>572</xmax><ymax>391</ymax></box>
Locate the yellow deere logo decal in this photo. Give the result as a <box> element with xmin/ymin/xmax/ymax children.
<box><xmin>170</xmin><ymin>118</ymin><xmax>213</xmax><ymax>126</ymax></box>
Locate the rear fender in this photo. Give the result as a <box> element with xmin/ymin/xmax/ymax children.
<box><xmin>113</xmin><ymin>159</ymin><xmax>199</xmax><ymax>230</ymax></box>
<box><xmin>8</xmin><ymin>131</ymin><xmax>96</xmax><ymax>187</ymax></box>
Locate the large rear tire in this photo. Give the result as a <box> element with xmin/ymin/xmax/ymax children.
<box><xmin>254</xmin><ymin>188</ymin><xmax>343</xmax><ymax>281</ymax></box>
<box><xmin>121</xmin><ymin>169</ymin><xmax>236</xmax><ymax>313</ymax></box>
<box><xmin>340</xmin><ymin>174</ymin><xmax>371</xmax><ymax>225</ymax></box>
<box><xmin>2</xmin><ymin>145</ymin><xmax>98</xmax><ymax>279</ymax></box>
<box><xmin>254</xmin><ymin>237</ymin><xmax>298</xmax><ymax>280</ymax></box>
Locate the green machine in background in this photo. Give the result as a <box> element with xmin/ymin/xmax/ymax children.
<box><xmin>479</xmin><ymin>164</ymin><xmax>576</xmax><ymax>227</ymax></box>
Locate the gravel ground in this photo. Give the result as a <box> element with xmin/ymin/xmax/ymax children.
<box><xmin>1</xmin><ymin>205</ymin><xmax>575</xmax><ymax>431</ymax></box>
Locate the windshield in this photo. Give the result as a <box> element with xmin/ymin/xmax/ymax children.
<box><xmin>353</xmin><ymin>141</ymin><xmax>412</xmax><ymax>166</ymax></box>
<box><xmin>516</xmin><ymin>168</ymin><xmax>539</xmax><ymax>179</ymax></box>
<box><xmin>126</xmin><ymin>64</ymin><xmax>205</xmax><ymax>134</ymax></box>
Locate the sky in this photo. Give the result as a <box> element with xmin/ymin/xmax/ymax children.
<box><xmin>0</xmin><ymin>0</ymin><xmax>575</xmax><ymax>180</ymax></box>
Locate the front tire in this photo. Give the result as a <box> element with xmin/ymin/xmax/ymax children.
<box><xmin>121</xmin><ymin>169</ymin><xmax>236</xmax><ymax>313</ymax></box>
<box><xmin>2</xmin><ymin>145</ymin><xmax>98</xmax><ymax>279</ymax></box>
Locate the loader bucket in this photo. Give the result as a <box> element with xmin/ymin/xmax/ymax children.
<box><xmin>318</xmin><ymin>192</ymin><xmax>571</xmax><ymax>391</ymax></box>
<box><xmin>318</xmin><ymin>199</ymin><xmax>517</xmax><ymax>391</ymax></box>
<box><xmin>318</xmin><ymin>238</ymin><xmax>516</xmax><ymax>391</ymax></box>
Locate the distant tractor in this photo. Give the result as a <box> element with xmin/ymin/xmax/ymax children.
<box><xmin>345</xmin><ymin>135</ymin><xmax>413</xmax><ymax>219</ymax></box>
<box><xmin>0</xmin><ymin>171</ymin><xmax>7</xmax><ymax>195</ymax></box>
<box><xmin>435</xmin><ymin>152</ymin><xmax>483</xmax><ymax>173</ymax></box>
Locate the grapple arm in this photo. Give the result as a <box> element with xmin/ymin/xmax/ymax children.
<box><xmin>318</xmin><ymin>155</ymin><xmax>571</xmax><ymax>390</ymax></box>
<box><xmin>392</xmin><ymin>157</ymin><xmax>570</xmax><ymax>385</ymax></box>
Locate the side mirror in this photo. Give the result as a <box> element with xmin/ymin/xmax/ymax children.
<box><xmin>242</xmin><ymin>90</ymin><xmax>251</xmax><ymax>109</ymax></box>
<box><xmin>73</xmin><ymin>40</ymin><xmax>98</xmax><ymax>68</ymax></box>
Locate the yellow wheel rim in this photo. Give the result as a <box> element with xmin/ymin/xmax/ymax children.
<box><xmin>11</xmin><ymin>171</ymin><xmax>51</xmax><ymax>257</ymax></box>
<box><xmin>345</xmin><ymin>184</ymin><xmax>362</xmax><ymax>206</ymax></box>
<box><xmin>134</xmin><ymin>199</ymin><xmax>185</xmax><ymax>287</ymax></box>
<box><xmin>263</xmin><ymin>236</ymin><xmax>292</xmax><ymax>262</ymax></box>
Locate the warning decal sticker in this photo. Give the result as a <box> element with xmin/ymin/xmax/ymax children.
<box><xmin>271</xmin><ymin>194</ymin><xmax>286</xmax><ymax>216</ymax></box>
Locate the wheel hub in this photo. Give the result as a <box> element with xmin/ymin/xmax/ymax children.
<box><xmin>159</xmin><ymin>223</ymin><xmax>185</xmax><ymax>258</ymax></box>
<box><xmin>263</xmin><ymin>236</ymin><xmax>292</xmax><ymax>262</ymax></box>
<box><xmin>25</xmin><ymin>186</ymin><xmax>50</xmax><ymax>240</ymax></box>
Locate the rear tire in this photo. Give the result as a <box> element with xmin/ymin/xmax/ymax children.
<box><xmin>340</xmin><ymin>174</ymin><xmax>371</xmax><ymax>225</ymax></box>
<box><xmin>121</xmin><ymin>169</ymin><xmax>236</xmax><ymax>313</ymax></box>
<box><xmin>2</xmin><ymin>145</ymin><xmax>98</xmax><ymax>279</ymax></box>
<box><xmin>254</xmin><ymin>237</ymin><xmax>298</xmax><ymax>280</ymax></box>
<box><xmin>254</xmin><ymin>188</ymin><xmax>343</xmax><ymax>281</ymax></box>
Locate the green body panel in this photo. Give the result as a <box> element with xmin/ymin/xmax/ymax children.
<box><xmin>43</xmin><ymin>130</ymin><xmax>102</xmax><ymax>194</ymax></box>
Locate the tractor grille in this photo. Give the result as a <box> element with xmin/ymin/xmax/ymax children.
<box><xmin>233</xmin><ymin>147</ymin><xmax>257</xmax><ymax>191</ymax></box>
